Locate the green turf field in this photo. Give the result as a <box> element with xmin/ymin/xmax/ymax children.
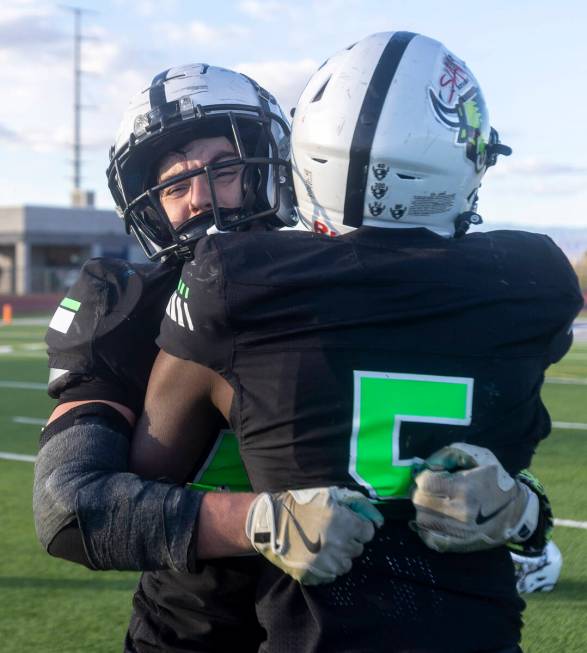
<box><xmin>0</xmin><ymin>319</ymin><xmax>585</xmax><ymax>652</ymax></box>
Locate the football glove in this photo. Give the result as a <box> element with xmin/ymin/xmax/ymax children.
<box><xmin>246</xmin><ymin>486</ymin><xmax>384</xmax><ymax>585</ymax></box>
<box><xmin>411</xmin><ymin>443</ymin><xmax>539</xmax><ymax>553</ymax></box>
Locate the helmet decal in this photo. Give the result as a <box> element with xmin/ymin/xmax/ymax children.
<box><xmin>372</xmin><ymin>163</ymin><xmax>390</xmax><ymax>181</ymax></box>
<box><xmin>389</xmin><ymin>204</ymin><xmax>407</xmax><ymax>220</ymax></box>
<box><xmin>370</xmin><ymin>182</ymin><xmax>388</xmax><ymax>200</ymax></box>
<box><xmin>438</xmin><ymin>54</ymin><xmax>470</xmax><ymax>103</ymax></box>
<box><xmin>368</xmin><ymin>201</ymin><xmax>385</xmax><ymax>217</ymax></box>
<box><xmin>429</xmin><ymin>85</ymin><xmax>489</xmax><ymax>173</ymax></box>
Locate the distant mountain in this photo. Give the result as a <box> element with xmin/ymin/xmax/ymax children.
<box><xmin>473</xmin><ymin>223</ymin><xmax>587</xmax><ymax>264</ymax></box>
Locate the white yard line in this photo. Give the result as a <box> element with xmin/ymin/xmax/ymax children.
<box><xmin>13</xmin><ymin>417</ymin><xmax>46</xmax><ymax>426</ymax></box>
<box><xmin>0</xmin><ymin>381</ymin><xmax>46</xmax><ymax>390</ymax></box>
<box><xmin>0</xmin><ymin>452</ymin><xmax>36</xmax><ymax>463</ymax></box>
<box><xmin>554</xmin><ymin>518</ymin><xmax>587</xmax><ymax>530</ymax></box>
<box><xmin>2</xmin><ymin>378</ymin><xmax>587</xmax><ymax>391</ymax></box>
<box><xmin>552</xmin><ymin>421</ymin><xmax>587</xmax><ymax>431</ymax></box>
<box><xmin>11</xmin><ymin>415</ymin><xmax>586</xmax><ymax>431</ymax></box>
<box><xmin>545</xmin><ymin>377</ymin><xmax>587</xmax><ymax>386</ymax></box>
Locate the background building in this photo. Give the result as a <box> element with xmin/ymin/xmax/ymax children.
<box><xmin>0</xmin><ymin>204</ymin><xmax>144</xmax><ymax>295</ymax></box>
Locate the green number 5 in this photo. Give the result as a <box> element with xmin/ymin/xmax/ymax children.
<box><xmin>349</xmin><ymin>372</ymin><xmax>474</xmax><ymax>500</ymax></box>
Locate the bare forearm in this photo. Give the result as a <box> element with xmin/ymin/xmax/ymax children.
<box><xmin>196</xmin><ymin>492</ymin><xmax>256</xmax><ymax>557</ymax></box>
<box><xmin>131</xmin><ymin>351</ymin><xmax>230</xmax><ymax>483</ymax></box>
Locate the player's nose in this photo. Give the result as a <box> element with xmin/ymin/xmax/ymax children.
<box><xmin>188</xmin><ymin>173</ymin><xmax>213</xmax><ymax>216</ymax></box>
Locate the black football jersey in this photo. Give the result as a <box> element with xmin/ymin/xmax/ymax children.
<box><xmin>158</xmin><ymin>227</ymin><xmax>583</xmax><ymax>652</ymax></box>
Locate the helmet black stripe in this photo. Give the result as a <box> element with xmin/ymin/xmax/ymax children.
<box><xmin>149</xmin><ymin>68</ymin><xmax>171</xmax><ymax>110</ymax></box>
<box><xmin>343</xmin><ymin>31</ymin><xmax>417</xmax><ymax>227</ymax></box>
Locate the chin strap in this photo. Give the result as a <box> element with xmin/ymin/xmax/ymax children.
<box><xmin>453</xmin><ymin>127</ymin><xmax>512</xmax><ymax>239</ymax></box>
<box><xmin>454</xmin><ymin>211</ymin><xmax>483</xmax><ymax>238</ymax></box>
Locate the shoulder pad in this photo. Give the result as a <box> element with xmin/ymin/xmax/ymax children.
<box><xmin>46</xmin><ymin>258</ymin><xmax>179</xmax><ymax>398</ymax></box>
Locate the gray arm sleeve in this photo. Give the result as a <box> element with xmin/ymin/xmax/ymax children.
<box><xmin>33</xmin><ymin>421</ymin><xmax>202</xmax><ymax>572</ymax></box>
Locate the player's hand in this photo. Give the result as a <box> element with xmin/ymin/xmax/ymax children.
<box><xmin>246</xmin><ymin>486</ymin><xmax>384</xmax><ymax>585</ymax></box>
<box><xmin>411</xmin><ymin>443</ymin><xmax>539</xmax><ymax>553</ymax></box>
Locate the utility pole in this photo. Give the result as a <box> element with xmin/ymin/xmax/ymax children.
<box><xmin>72</xmin><ymin>6</ymin><xmax>82</xmax><ymax>192</ymax></box>
<box><xmin>61</xmin><ymin>5</ymin><xmax>95</xmax><ymax>208</ymax></box>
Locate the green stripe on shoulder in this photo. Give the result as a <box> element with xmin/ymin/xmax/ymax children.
<box><xmin>60</xmin><ymin>297</ymin><xmax>81</xmax><ymax>311</ymax></box>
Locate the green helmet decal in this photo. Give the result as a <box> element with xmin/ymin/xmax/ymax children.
<box><xmin>429</xmin><ymin>85</ymin><xmax>489</xmax><ymax>173</ymax></box>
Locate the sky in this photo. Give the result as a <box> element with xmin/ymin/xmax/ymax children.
<box><xmin>0</xmin><ymin>0</ymin><xmax>585</xmax><ymax>229</ymax></box>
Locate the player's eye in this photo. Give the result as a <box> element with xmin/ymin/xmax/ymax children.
<box><xmin>161</xmin><ymin>183</ymin><xmax>190</xmax><ymax>198</ymax></box>
<box><xmin>211</xmin><ymin>167</ymin><xmax>239</xmax><ymax>183</ymax></box>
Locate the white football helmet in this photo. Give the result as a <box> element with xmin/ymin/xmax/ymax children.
<box><xmin>291</xmin><ymin>32</ymin><xmax>511</xmax><ymax>238</ymax></box>
<box><xmin>107</xmin><ymin>64</ymin><xmax>296</xmax><ymax>260</ymax></box>
<box><xmin>511</xmin><ymin>541</ymin><xmax>562</xmax><ymax>593</ymax></box>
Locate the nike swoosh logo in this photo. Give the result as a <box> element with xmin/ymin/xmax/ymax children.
<box><xmin>476</xmin><ymin>497</ymin><xmax>514</xmax><ymax>525</ymax></box>
<box><xmin>283</xmin><ymin>504</ymin><xmax>322</xmax><ymax>554</ymax></box>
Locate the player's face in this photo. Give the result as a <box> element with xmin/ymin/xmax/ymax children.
<box><xmin>157</xmin><ymin>136</ymin><xmax>243</xmax><ymax>229</ymax></box>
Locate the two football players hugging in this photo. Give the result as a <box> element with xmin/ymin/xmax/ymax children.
<box><xmin>34</xmin><ymin>32</ymin><xmax>581</xmax><ymax>653</ymax></box>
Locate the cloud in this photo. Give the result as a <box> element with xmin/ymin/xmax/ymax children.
<box><xmin>235</xmin><ymin>59</ymin><xmax>319</xmax><ymax>114</ymax></box>
<box><xmin>238</xmin><ymin>0</ymin><xmax>299</xmax><ymax>21</ymax></box>
<box><xmin>523</xmin><ymin>180</ymin><xmax>586</xmax><ymax>196</ymax></box>
<box><xmin>0</xmin><ymin>0</ymin><xmax>52</xmax><ymax>23</ymax></box>
<box><xmin>491</xmin><ymin>172</ymin><xmax>587</xmax><ymax>197</ymax></box>
<box><xmin>490</xmin><ymin>158</ymin><xmax>587</xmax><ymax>197</ymax></box>
<box><xmin>110</xmin><ymin>0</ymin><xmax>180</xmax><ymax>18</ymax></box>
<box><xmin>156</xmin><ymin>20</ymin><xmax>249</xmax><ymax>48</ymax></box>
<box><xmin>238</xmin><ymin>0</ymin><xmax>362</xmax><ymax>24</ymax></box>
<box><xmin>134</xmin><ymin>0</ymin><xmax>157</xmax><ymax>17</ymax></box>
<box><xmin>501</xmin><ymin>160</ymin><xmax>587</xmax><ymax>177</ymax></box>
<box><xmin>0</xmin><ymin>122</ymin><xmax>21</xmax><ymax>143</ymax></box>
<box><xmin>0</xmin><ymin>9</ymin><xmax>160</xmax><ymax>160</ymax></box>
<box><xmin>82</xmin><ymin>31</ymin><xmax>125</xmax><ymax>76</ymax></box>
<box><xmin>0</xmin><ymin>2</ymin><xmax>67</xmax><ymax>54</ymax></box>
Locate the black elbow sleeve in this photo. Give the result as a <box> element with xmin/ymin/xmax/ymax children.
<box><xmin>47</xmin><ymin>521</ymin><xmax>94</xmax><ymax>569</ymax></box>
<box><xmin>33</xmin><ymin>402</ymin><xmax>203</xmax><ymax>572</ymax></box>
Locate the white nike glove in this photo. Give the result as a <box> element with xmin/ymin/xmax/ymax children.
<box><xmin>411</xmin><ymin>443</ymin><xmax>539</xmax><ymax>553</ymax></box>
<box><xmin>246</xmin><ymin>487</ymin><xmax>384</xmax><ymax>585</ymax></box>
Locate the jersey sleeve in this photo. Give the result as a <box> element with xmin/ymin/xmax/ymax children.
<box><xmin>46</xmin><ymin>258</ymin><xmax>172</xmax><ymax>414</ymax></box>
<box><xmin>46</xmin><ymin>260</ymin><xmax>112</xmax><ymax>400</ymax></box>
<box><xmin>481</xmin><ymin>231</ymin><xmax>583</xmax><ymax>366</ymax></box>
<box><xmin>157</xmin><ymin>236</ymin><xmax>233</xmax><ymax>377</ymax></box>
<box><xmin>540</xmin><ymin>235</ymin><xmax>584</xmax><ymax>365</ymax></box>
